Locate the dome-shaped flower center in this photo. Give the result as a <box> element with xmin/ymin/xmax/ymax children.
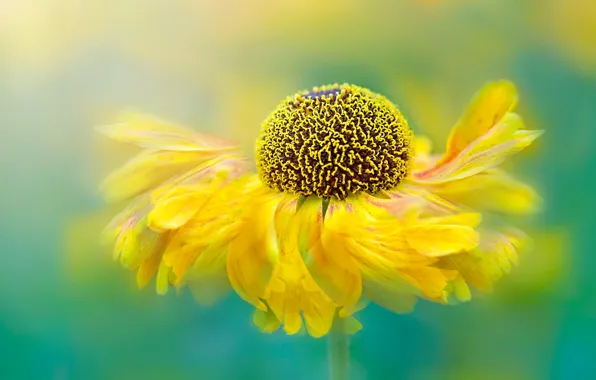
<box><xmin>256</xmin><ymin>84</ymin><xmax>414</xmax><ymax>199</ymax></box>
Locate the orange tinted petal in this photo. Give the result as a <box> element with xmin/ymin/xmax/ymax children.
<box><xmin>441</xmin><ymin>80</ymin><xmax>518</xmax><ymax>164</ymax></box>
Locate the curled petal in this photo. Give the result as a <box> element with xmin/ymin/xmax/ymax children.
<box><xmin>416</xmin><ymin>113</ymin><xmax>542</xmax><ymax>183</ymax></box>
<box><xmin>263</xmin><ymin>196</ymin><xmax>337</xmax><ymax>337</ymax></box>
<box><xmin>414</xmin><ymin>80</ymin><xmax>543</xmax><ymax>184</ymax></box>
<box><xmin>300</xmin><ymin>198</ymin><xmax>363</xmax><ymax>318</ymax></box>
<box><xmin>441</xmin><ymin>80</ymin><xmax>518</xmax><ymax>164</ymax></box>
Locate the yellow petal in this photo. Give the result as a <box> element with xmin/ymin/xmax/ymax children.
<box><xmin>253</xmin><ymin>306</ymin><xmax>282</xmax><ymax>334</ymax></box>
<box><xmin>404</xmin><ymin>224</ymin><xmax>479</xmax><ymax>257</ymax></box>
<box><xmin>227</xmin><ymin>184</ymin><xmax>280</xmax><ymax>311</ymax></box>
<box><xmin>420</xmin><ymin>212</ymin><xmax>482</xmax><ymax>228</ymax></box>
<box><xmin>136</xmin><ymin>250</ymin><xmax>164</xmax><ymax>289</ymax></box>
<box><xmin>150</xmin><ymin>156</ymin><xmax>248</xmax><ymax>201</ymax></box>
<box><xmin>417</xmin><ymin>113</ymin><xmax>543</xmax><ymax>183</ymax></box>
<box><xmin>413</xmin><ymin>81</ymin><xmax>543</xmax><ymax>185</ymax></box>
<box><xmin>438</xmin><ymin>229</ymin><xmax>527</xmax><ymax>293</ymax></box>
<box><xmin>431</xmin><ymin>169</ymin><xmax>542</xmax><ymax>215</ymax></box>
<box><xmin>263</xmin><ymin>196</ymin><xmax>337</xmax><ymax>338</ymax></box>
<box><xmin>441</xmin><ymin>80</ymin><xmax>518</xmax><ymax>164</ymax></box>
<box><xmin>162</xmin><ymin>177</ymin><xmax>248</xmax><ymax>281</ymax></box>
<box><xmin>398</xmin><ymin>265</ymin><xmax>457</xmax><ymax>301</ymax></box>
<box><xmin>96</xmin><ymin>112</ymin><xmax>235</xmax><ymax>151</ymax></box>
<box><xmin>449</xmin><ymin>116</ymin><xmax>543</xmax><ymax>180</ymax></box>
<box><xmin>100</xmin><ymin>150</ymin><xmax>224</xmax><ymax>203</ymax></box>
<box><xmin>103</xmin><ymin>199</ymin><xmax>168</xmax><ymax>270</ymax></box>
<box><xmin>301</xmin><ymin>198</ymin><xmax>362</xmax><ymax>317</ymax></box>
<box><xmin>156</xmin><ymin>260</ymin><xmax>171</xmax><ymax>295</ymax></box>
<box><xmin>148</xmin><ymin>187</ymin><xmax>206</xmax><ymax>231</ymax></box>
<box><xmin>264</xmin><ymin>195</ymin><xmax>337</xmax><ymax>337</ymax></box>
<box><xmin>452</xmin><ymin>276</ymin><xmax>472</xmax><ymax>302</ymax></box>
<box><xmin>325</xmin><ymin>200</ymin><xmax>454</xmax><ymax>307</ymax></box>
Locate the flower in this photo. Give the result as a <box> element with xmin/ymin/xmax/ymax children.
<box><xmin>98</xmin><ymin>81</ymin><xmax>542</xmax><ymax>338</ymax></box>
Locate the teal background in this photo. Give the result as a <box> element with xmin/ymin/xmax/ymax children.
<box><xmin>0</xmin><ymin>1</ymin><xmax>593</xmax><ymax>379</ymax></box>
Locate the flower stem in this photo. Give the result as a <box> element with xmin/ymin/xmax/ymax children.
<box><xmin>328</xmin><ymin>317</ymin><xmax>350</xmax><ymax>380</ymax></box>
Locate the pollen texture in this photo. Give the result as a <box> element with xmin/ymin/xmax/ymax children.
<box><xmin>256</xmin><ymin>84</ymin><xmax>414</xmax><ymax>199</ymax></box>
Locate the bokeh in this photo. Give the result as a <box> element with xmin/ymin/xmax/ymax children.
<box><xmin>1</xmin><ymin>0</ymin><xmax>594</xmax><ymax>379</ymax></box>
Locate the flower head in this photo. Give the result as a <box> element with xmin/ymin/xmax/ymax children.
<box><xmin>257</xmin><ymin>84</ymin><xmax>413</xmax><ymax>199</ymax></box>
<box><xmin>98</xmin><ymin>81</ymin><xmax>542</xmax><ymax>337</ymax></box>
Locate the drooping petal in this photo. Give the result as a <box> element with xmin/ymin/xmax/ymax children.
<box><xmin>323</xmin><ymin>200</ymin><xmax>456</xmax><ymax>307</ymax></box>
<box><xmin>445</xmin><ymin>276</ymin><xmax>472</xmax><ymax>303</ymax></box>
<box><xmin>226</xmin><ymin>183</ymin><xmax>281</xmax><ymax>312</ymax></box>
<box><xmin>136</xmin><ymin>248</ymin><xmax>164</xmax><ymax>289</ymax></box>
<box><xmin>253</xmin><ymin>305</ymin><xmax>282</xmax><ymax>334</ymax></box>
<box><xmin>103</xmin><ymin>199</ymin><xmax>164</xmax><ymax>268</ymax></box>
<box><xmin>156</xmin><ymin>260</ymin><xmax>172</xmax><ymax>295</ymax></box>
<box><xmin>148</xmin><ymin>186</ymin><xmax>208</xmax><ymax>231</ymax></box>
<box><xmin>147</xmin><ymin>157</ymin><xmax>247</xmax><ymax>231</ymax></box>
<box><xmin>163</xmin><ymin>175</ymin><xmax>252</xmax><ymax>286</ymax></box>
<box><xmin>100</xmin><ymin>150</ymin><xmax>228</xmax><ymax>203</ymax></box>
<box><xmin>438</xmin><ymin>228</ymin><xmax>527</xmax><ymax>293</ymax></box>
<box><xmin>299</xmin><ymin>197</ymin><xmax>363</xmax><ymax>318</ymax></box>
<box><xmin>149</xmin><ymin>155</ymin><xmax>248</xmax><ymax>201</ymax></box>
<box><xmin>102</xmin><ymin>197</ymin><xmax>171</xmax><ymax>291</ymax></box>
<box><xmin>96</xmin><ymin>112</ymin><xmax>235</xmax><ymax>151</ymax></box>
<box><xmin>263</xmin><ymin>195</ymin><xmax>337</xmax><ymax>337</ymax></box>
<box><xmin>100</xmin><ymin>113</ymin><xmax>250</xmax><ymax>298</ymax></box>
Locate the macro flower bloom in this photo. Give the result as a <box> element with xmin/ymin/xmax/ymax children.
<box><xmin>99</xmin><ymin>81</ymin><xmax>542</xmax><ymax>338</ymax></box>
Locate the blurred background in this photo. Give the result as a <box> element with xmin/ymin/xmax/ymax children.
<box><xmin>1</xmin><ymin>0</ymin><xmax>594</xmax><ymax>378</ymax></box>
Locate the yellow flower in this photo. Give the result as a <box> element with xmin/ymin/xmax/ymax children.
<box><xmin>98</xmin><ymin>81</ymin><xmax>542</xmax><ymax>338</ymax></box>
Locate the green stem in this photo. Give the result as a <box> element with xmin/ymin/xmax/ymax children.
<box><xmin>327</xmin><ymin>317</ymin><xmax>350</xmax><ymax>380</ymax></box>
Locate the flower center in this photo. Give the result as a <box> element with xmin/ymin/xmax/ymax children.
<box><xmin>256</xmin><ymin>84</ymin><xmax>414</xmax><ymax>199</ymax></box>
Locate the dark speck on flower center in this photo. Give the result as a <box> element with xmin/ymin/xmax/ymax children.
<box><xmin>302</xmin><ymin>87</ymin><xmax>342</xmax><ymax>99</ymax></box>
